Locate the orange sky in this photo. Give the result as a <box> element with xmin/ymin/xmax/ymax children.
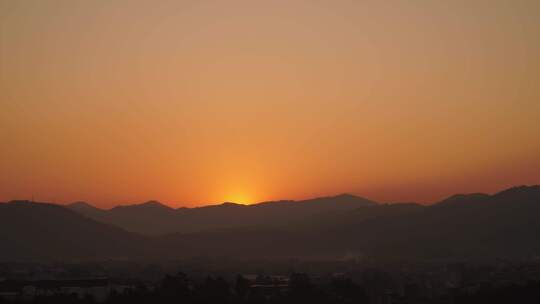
<box><xmin>1</xmin><ymin>0</ymin><xmax>539</xmax><ymax>207</ymax></box>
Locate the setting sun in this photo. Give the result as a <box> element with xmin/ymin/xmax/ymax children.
<box><xmin>224</xmin><ymin>193</ymin><xmax>254</xmax><ymax>205</ymax></box>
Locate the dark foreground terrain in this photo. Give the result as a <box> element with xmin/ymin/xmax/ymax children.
<box><xmin>1</xmin><ymin>259</ymin><xmax>540</xmax><ymax>304</ymax></box>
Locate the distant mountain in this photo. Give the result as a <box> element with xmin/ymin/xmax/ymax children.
<box><xmin>68</xmin><ymin>194</ymin><xmax>377</xmax><ymax>235</ymax></box>
<box><xmin>0</xmin><ymin>200</ymin><xmax>151</xmax><ymax>261</ymax></box>
<box><xmin>493</xmin><ymin>185</ymin><xmax>540</xmax><ymax>201</ymax></box>
<box><xmin>2</xmin><ymin>185</ymin><xmax>540</xmax><ymax>262</ymax></box>
<box><xmin>435</xmin><ymin>193</ymin><xmax>491</xmax><ymax>206</ymax></box>
<box><xmin>155</xmin><ymin>185</ymin><xmax>540</xmax><ymax>260</ymax></box>
<box><xmin>68</xmin><ymin>201</ymin><xmax>106</xmax><ymax>218</ymax></box>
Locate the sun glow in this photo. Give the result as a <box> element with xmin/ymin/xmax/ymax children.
<box><xmin>225</xmin><ymin>192</ymin><xmax>254</xmax><ymax>205</ymax></box>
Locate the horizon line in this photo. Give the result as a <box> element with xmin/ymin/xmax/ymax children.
<box><xmin>3</xmin><ymin>184</ymin><xmax>538</xmax><ymax>210</ymax></box>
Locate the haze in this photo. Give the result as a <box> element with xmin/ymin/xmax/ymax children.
<box><xmin>1</xmin><ymin>0</ymin><xmax>539</xmax><ymax>207</ymax></box>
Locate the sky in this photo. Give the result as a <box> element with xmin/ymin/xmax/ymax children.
<box><xmin>1</xmin><ymin>0</ymin><xmax>539</xmax><ymax>207</ymax></box>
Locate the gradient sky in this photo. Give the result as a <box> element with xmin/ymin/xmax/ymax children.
<box><xmin>1</xmin><ymin>0</ymin><xmax>539</xmax><ymax>207</ymax></box>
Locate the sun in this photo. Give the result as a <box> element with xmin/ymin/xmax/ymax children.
<box><xmin>220</xmin><ymin>181</ymin><xmax>259</xmax><ymax>205</ymax></box>
<box><xmin>226</xmin><ymin>193</ymin><xmax>253</xmax><ymax>205</ymax></box>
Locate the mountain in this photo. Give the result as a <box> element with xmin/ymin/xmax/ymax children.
<box><xmin>158</xmin><ymin>185</ymin><xmax>540</xmax><ymax>259</ymax></box>
<box><xmin>68</xmin><ymin>194</ymin><xmax>377</xmax><ymax>235</ymax></box>
<box><xmin>0</xmin><ymin>200</ymin><xmax>151</xmax><ymax>261</ymax></box>
<box><xmin>435</xmin><ymin>185</ymin><xmax>540</xmax><ymax>207</ymax></box>
<box><xmin>434</xmin><ymin>193</ymin><xmax>491</xmax><ymax>206</ymax></box>
<box><xmin>66</xmin><ymin>200</ymin><xmax>180</xmax><ymax>236</ymax></box>
<box><xmin>68</xmin><ymin>201</ymin><xmax>106</xmax><ymax>218</ymax></box>
<box><xmin>493</xmin><ymin>185</ymin><xmax>540</xmax><ymax>201</ymax></box>
<box><xmin>2</xmin><ymin>185</ymin><xmax>540</xmax><ymax>261</ymax></box>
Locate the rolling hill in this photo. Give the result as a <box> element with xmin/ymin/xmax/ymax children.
<box><xmin>1</xmin><ymin>185</ymin><xmax>539</xmax><ymax>261</ymax></box>
<box><xmin>67</xmin><ymin>194</ymin><xmax>377</xmax><ymax>235</ymax></box>
<box><xmin>0</xmin><ymin>200</ymin><xmax>152</xmax><ymax>261</ymax></box>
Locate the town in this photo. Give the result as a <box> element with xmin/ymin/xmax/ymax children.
<box><xmin>2</xmin><ymin>259</ymin><xmax>540</xmax><ymax>303</ymax></box>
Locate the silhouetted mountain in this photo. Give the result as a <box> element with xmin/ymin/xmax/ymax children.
<box><xmin>435</xmin><ymin>193</ymin><xmax>491</xmax><ymax>206</ymax></box>
<box><xmin>0</xmin><ymin>200</ymin><xmax>150</xmax><ymax>261</ymax></box>
<box><xmin>113</xmin><ymin>200</ymin><xmax>174</xmax><ymax>211</ymax></box>
<box><xmin>157</xmin><ymin>185</ymin><xmax>540</xmax><ymax>259</ymax></box>
<box><xmin>67</xmin><ymin>200</ymin><xmax>179</xmax><ymax>236</ymax></box>
<box><xmin>67</xmin><ymin>201</ymin><xmax>106</xmax><ymax>218</ymax></box>
<box><xmin>493</xmin><ymin>185</ymin><xmax>540</xmax><ymax>201</ymax></box>
<box><xmin>68</xmin><ymin>194</ymin><xmax>376</xmax><ymax>235</ymax></box>
<box><xmin>2</xmin><ymin>185</ymin><xmax>540</xmax><ymax>261</ymax></box>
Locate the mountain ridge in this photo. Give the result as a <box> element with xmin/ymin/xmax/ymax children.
<box><xmin>1</xmin><ymin>185</ymin><xmax>540</xmax><ymax>262</ymax></box>
<box><xmin>64</xmin><ymin>193</ymin><xmax>377</xmax><ymax>235</ymax></box>
<box><xmin>56</xmin><ymin>185</ymin><xmax>539</xmax><ymax>211</ymax></box>
<box><xmin>3</xmin><ymin>184</ymin><xmax>539</xmax><ymax>237</ymax></box>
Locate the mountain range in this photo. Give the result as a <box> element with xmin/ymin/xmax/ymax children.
<box><xmin>1</xmin><ymin>185</ymin><xmax>539</xmax><ymax>262</ymax></box>
<box><xmin>67</xmin><ymin>194</ymin><xmax>376</xmax><ymax>235</ymax></box>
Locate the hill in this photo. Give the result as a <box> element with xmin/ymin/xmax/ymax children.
<box><xmin>157</xmin><ymin>185</ymin><xmax>540</xmax><ymax>259</ymax></box>
<box><xmin>68</xmin><ymin>194</ymin><xmax>376</xmax><ymax>235</ymax></box>
<box><xmin>2</xmin><ymin>185</ymin><xmax>540</xmax><ymax>261</ymax></box>
<box><xmin>0</xmin><ymin>200</ymin><xmax>151</xmax><ymax>261</ymax></box>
